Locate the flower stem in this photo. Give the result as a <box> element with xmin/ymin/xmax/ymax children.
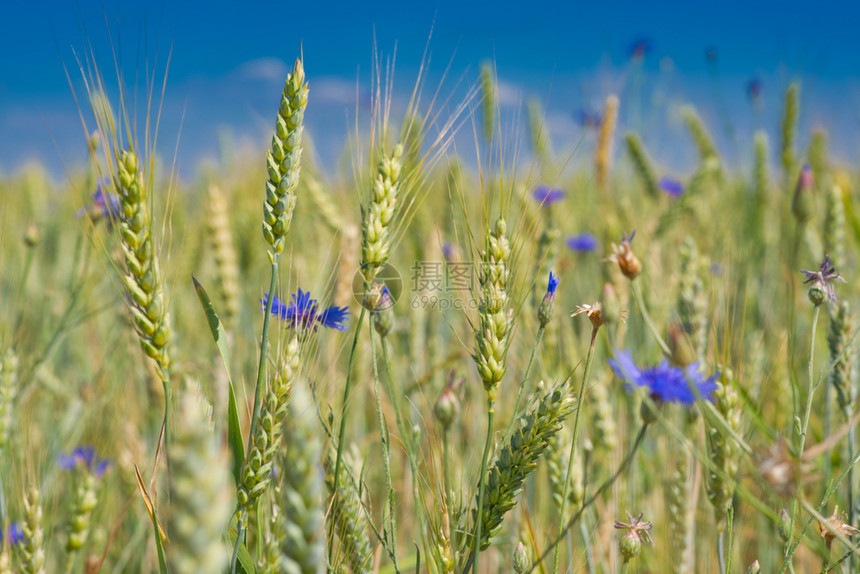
<box><xmin>328</xmin><ymin>298</ymin><xmax>369</xmax><ymax>572</ymax></box>
<box><xmin>248</xmin><ymin>254</ymin><xmax>280</xmax><ymax>452</ymax></box>
<box><xmin>786</xmin><ymin>304</ymin><xmax>821</xmax><ymax>558</ymax></box>
<box><xmin>503</xmin><ymin>325</ymin><xmax>545</xmax><ymax>442</ymax></box>
<box><xmin>531</xmin><ymin>423</ymin><xmax>649</xmax><ymax>573</ymax></box>
<box><xmin>471</xmin><ymin>398</ymin><xmax>495</xmax><ymax>574</ymax></box>
<box><xmin>631</xmin><ymin>280</ymin><xmax>671</xmax><ymax>357</ymax></box>
<box><xmin>370</xmin><ymin>326</ymin><xmax>399</xmax><ymax>572</ymax></box>
<box><xmin>442</xmin><ymin>427</ymin><xmax>457</xmax><ymax>562</ymax></box>
<box><xmin>554</xmin><ymin>326</ymin><xmax>598</xmax><ymax>573</ymax></box>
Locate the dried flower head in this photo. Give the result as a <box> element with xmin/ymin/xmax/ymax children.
<box><xmin>614</xmin><ymin>511</ymin><xmax>653</xmax><ymax>560</ymax></box>
<box><xmin>606</xmin><ymin>231</ymin><xmax>642</xmax><ymax>280</ymax></box>
<box><xmin>801</xmin><ymin>254</ymin><xmax>845</xmax><ymax>305</ymax></box>
<box><xmin>757</xmin><ymin>439</ymin><xmax>800</xmax><ymax>497</ymax></box>
<box><xmin>572</xmin><ymin>301</ymin><xmax>629</xmax><ymax>330</ymax></box>
<box><xmin>818</xmin><ymin>505</ymin><xmax>859</xmax><ymax>549</ymax></box>
<box><xmin>572</xmin><ymin>303</ymin><xmax>605</xmax><ymax>329</ymax></box>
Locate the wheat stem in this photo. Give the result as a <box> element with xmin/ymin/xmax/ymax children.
<box><xmin>471</xmin><ymin>400</ymin><xmax>495</xmax><ymax>574</ymax></box>
<box><xmin>554</xmin><ymin>327</ymin><xmax>598</xmax><ymax>573</ymax></box>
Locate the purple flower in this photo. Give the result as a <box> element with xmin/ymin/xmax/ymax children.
<box><xmin>704</xmin><ymin>45</ymin><xmax>718</xmax><ymax>63</ymax></box>
<box><xmin>658</xmin><ymin>176</ymin><xmax>684</xmax><ymax>198</ymax></box>
<box><xmin>747</xmin><ymin>78</ymin><xmax>763</xmax><ymax>102</ymax></box>
<box><xmin>609</xmin><ymin>349</ymin><xmax>719</xmax><ymax>405</ymax></box>
<box><xmin>628</xmin><ymin>36</ymin><xmax>653</xmax><ymax>60</ymax></box>
<box><xmin>263</xmin><ymin>290</ymin><xmax>350</xmax><ymax>331</ymax></box>
<box><xmin>532</xmin><ymin>185</ymin><xmax>565</xmax><ymax>206</ymax></box>
<box><xmin>575</xmin><ymin>110</ymin><xmax>602</xmax><ymax>128</ymax></box>
<box><xmin>802</xmin><ymin>254</ymin><xmax>846</xmax><ymax>304</ymax></box>
<box><xmin>57</xmin><ymin>446</ymin><xmax>111</xmax><ymax>478</ymax></box>
<box><xmin>546</xmin><ymin>271</ymin><xmax>559</xmax><ymax>297</ymax></box>
<box><xmin>76</xmin><ymin>178</ymin><xmax>122</xmax><ymax>226</ymax></box>
<box><xmin>566</xmin><ymin>233</ymin><xmax>599</xmax><ymax>253</ymax></box>
<box><xmin>4</xmin><ymin>522</ymin><xmax>24</xmax><ymax>546</ymax></box>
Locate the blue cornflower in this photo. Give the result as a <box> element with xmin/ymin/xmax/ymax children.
<box><xmin>538</xmin><ymin>271</ymin><xmax>559</xmax><ymax>326</ymax></box>
<box><xmin>747</xmin><ymin>78</ymin><xmax>763</xmax><ymax>103</ymax></box>
<box><xmin>532</xmin><ymin>185</ymin><xmax>565</xmax><ymax>206</ymax></box>
<box><xmin>575</xmin><ymin>109</ymin><xmax>602</xmax><ymax>128</ymax></box>
<box><xmin>608</xmin><ymin>349</ymin><xmax>718</xmax><ymax>405</ymax></box>
<box><xmin>4</xmin><ymin>522</ymin><xmax>24</xmax><ymax>546</ymax></box>
<box><xmin>566</xmin><ymin>233</ymin><xmax>598</xmax><ymax>253</ymax></box>
<box><xmin>57</xmin><ymin>446</ymin><xmax>111</xmax><ymax>478</ymax></box>
<box><xmin>76</xmin><ymin>178</ymin><xmax>122</xmax><ymax>225</ymax></box>
<box><xmin>802</xmin><ymin>254</ymin><xmax>845</xmax><ymax>305</ymax></box>
<box><xmin>546</xmin><ymin>271</ymin><xmax>559</xmax><ymax>298</ymax></box>
<box><xmin>658</xmin><ymin>176</ymin><xmax>684</xmax><ymax>198</ymax></box>
<box><xmin>262</xmin><ymin>290</ymin><xmax>350</xmax><ymax>331</ymax></box>
<box><xmin>628</xmin><ymin>36</ymin><xmax>653</xmax><ymax>60</ymax></box>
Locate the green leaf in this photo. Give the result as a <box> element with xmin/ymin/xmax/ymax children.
<box><xmin>192</xmin><ymin>276</ymin><xmax>245</xmax><ymax>483</ymax></box>
<box><xmin>227</xmin><ymin>516</ymin><xmax>256</xmax><ymax>574</ymax></box>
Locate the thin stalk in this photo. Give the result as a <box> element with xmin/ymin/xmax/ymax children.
<box><xmin>780</xmin><ymin>444</ymin><xmax>860</xmax><ymax>572</ymax></box>
<box><xmin>630</xmin><ymin>280</ymin><xmax>671</xmax><ymax>357</ymax></box>
<box><xmin>380</xmin><ymin>336</ymin><xmax>413</xmax><ymax>457</ymax></box>
<box><xmin>530</xmin><ymin>423</ymin><xmax>649</xmax><ymax>573</ymax></box>
<box><xmin>248</xmin><ymin>255</ymin><xmax>280</xmax><ymax>451</ymax></box>
<box><xmin>503</xmin><ymin>325</ymin><xmax>545</xmax><ymax>441</ymax></box>
<box><xmin>230</xmin><ymin>513</ymin><xmax>245</xmax><ymax>574</ymax></box>
<box><xmin>725</xmin><ymin>506</ymin><xmax>734</xmax><ymax>574</ymax></box>
<box><xmin>329</xmin><ymin>300</ymin><xmax>369</xmax><ymax>572</ymax></box>
<box><xmin>787</xmin><ymin>304</ymin><xmax>821</xmax><ymax>557</ymax></box>
<box><xmin>849</xmin><ymin>424</ymin><xmax>856</xmax><ymax>573</ymax></box>
<box><xmin>370</xmin><ymin>326</ymin><xmax>399</xmax><ymax>572</ymax></box>
<box><xmin>620</xmin><ymin>560</ymin><xmax>629</xmax><ymax>574</ymax></box>
<box><xmin>718</xmin><ymin>533</ymin><xmax>726</xmax><ymax>574</ymax></box>
<box><xmin>554</xmin><ymin>327</ymin><xmax>598</xmax><ymax>573</ymax></box>
<box><xmin>381</xmin><ymin>337</ymin><xmax>427</xmax><ymax>549</ymax></box>
<box><xmin>231</xmin><ymin>255</ymin><xmax>279</xmax><ymax>574</ymax></box>
<box><xmin>442</xmin><ymin>427</ymin><xmax>457</xmax><ymax>566</ymax></box>
<box><xmin>471</xmin><ymin>399</ymin><xmax>496</xmax><ymax>574</ymax></box>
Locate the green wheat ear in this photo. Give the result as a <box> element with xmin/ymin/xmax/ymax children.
<box><xmin>263</xmin><ymin>57</ymin><xmax>309</xmax><ymax>255</ymax></box>
<box><xmin>781</xmin><ymin>82</ymin><xmax>799</xmax><ymax>180</ymax></box>
<box><xmin>624</xmin><ymin>132</ymin><xmax>660</xmax><ymax>199</ymax></box>
<box><xmin>0</xmin><ymin>348</ymin><xmax>19</xmax><ymax>455</ymax></box>
<box><xmin>115</xmin><ymin>147</ymin><xmax>171</xmax><ymax>379</ymax></box>
<box><xmin>479</xmin><ymin>62</ymin><xmax>496</xmax><ymax>143</ymax></box>
<box><xmin>167</xmin><ymin>389</ymin><xmax>234</xmax><ymax>574</ymax></box>
<box><xmin>324</xmin><ymin>445</ymin><xmax>372</xmax><ymax>574</ymax></box>
<box><xmin>278</xmin><ymin>388</ymin><xmax>325</xmax><ymax>574</ymax></box>
<box><xmin>239</xmin><ymin>336</ymin><xmax>300</xmax><ymax>508</ymax></box>
<box><xmin>470</xmin><ymin>385</ymin><xmax>575</xmax><ymax>551</ymax></box>
<box><xmin>21</xmin><ymin>487</ymin><xmax>45</xmax><ymax>574</ymax></box>
<box><xmin>206</xmin><ymin>185</ymin><xmax>240</xmax><ymax>328</ymax></box>
<box><xmin>361</xmin><ymin>144</ymin><xmax>403</xmax><ymax>285</ymax></box>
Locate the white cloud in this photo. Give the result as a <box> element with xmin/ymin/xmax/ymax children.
<box><xmin>495</xmin><ymin>78</ymin><xmax>522</xmax><ymax>107</ymax></box>
<box><xmin>235</xmin><ymin>58</ymin><xmax>289</xmax><ymax>83</ymax></box>
<box><xmin>311</xmin><ymin>77</ymin><xmax>361</xmax><ymax>105</ymax></box>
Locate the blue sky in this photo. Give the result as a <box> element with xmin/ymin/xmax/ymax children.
<box><xmin>2</xmin><ymin>0</ymin><xmax>860</xmax><ymax>178</ymax></box>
